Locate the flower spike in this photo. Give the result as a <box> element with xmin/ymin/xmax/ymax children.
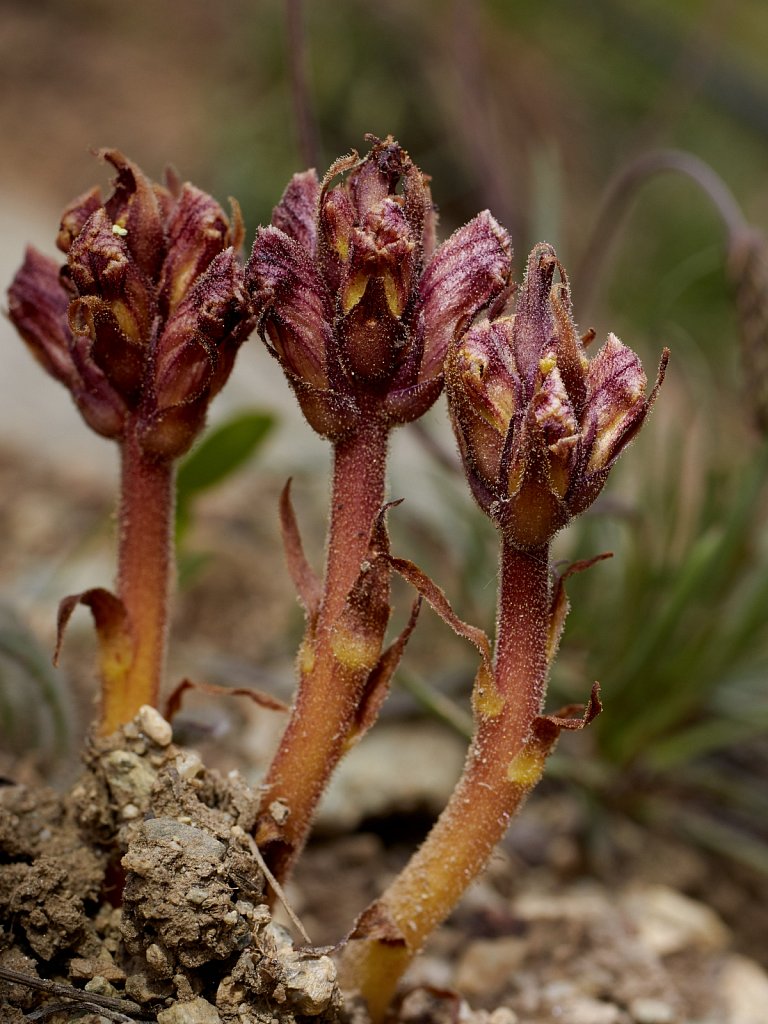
<box><xmin>447</xmin><ymin>242</ymin><xmax>669</xmax><ymax>548</ymax></box>
<box><xmin>247</xmin><ymin>135</ymin><xmax>512</xmax><ymax>441</ymax></box>
<box><xmin>8</xmin><ymin>150</ymin><xmax>252</xmax><ymax>460</ymax></box>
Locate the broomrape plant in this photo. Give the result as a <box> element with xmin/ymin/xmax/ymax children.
<box><xmin>7</xmin><ymin>137</ymin><xmax>667</xmax><ymax>1021</ymax></box>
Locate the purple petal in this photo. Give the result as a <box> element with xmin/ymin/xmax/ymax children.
<box><xmin>158</xmin><ymin>183</ymin><xmax>232</xmax><ymax>315</ymax></box>
<box><xmin>68</xmin><ymin>295</ymin><xmax>147</xmax><ymax>404</ymax></box>
<box><xmin>7</xmin><ymin>247</ymin><xmax>76</xmax><ymax>387</ymax></box>
<box><xmin>100</xmin><ymin>149</ymin><xmax>167</xmax><ymax>280</ymax></box>
<box><xmin>531</xmin><ymin>362</ymin><xmax>580</xmax><ymax>498</ymax></box>
<box><xmin>67</xmin><ymin>208</ymin><xmax>156</xmax><ymax>345</ymax></box>
<box><xmin>67</xmin><ymin>331</ymin><xmax>129</xmax><ymax>439</ymax></box>
<box><xmin>446</xmin><ymin>317</ymin><xmax>522</xmax><ymax>496</ymax></box>
<box><xmin>56</xmin><ymin>187</ymin><xmax>102</xmax><ymax>253</ymax></box>
<box><xmin>246</xmin><ymin>226</ymin><xmax>332</xmax><ymax>389</ymax></box>
<box><xmin>512</xmin><ymin>243</ymin><xmax>558</xmax><ymax>394</ymax></box>
<box><xmin>419</xmin><ymin>210</ymin><xmax>512</xmax><ymax>383</ymax></box>
<box><xmin>350</xmin><ymin>136</ymin><xmax>407</xmax><ymax>216</ymax></box>
<box><xmin>155</xmin><ymin>249</ymin><xmax>248</xmax><ymax>392</ymax></box>
<box><xmin>272</xmin><ymin>170</ymin><xmax>320</xmax><ymax>255</ymax></box>
<box><xmin>583</xmin><ymin>333</ymin><xmax>649</xmax><ymax>474</ymax></box>
<box><xmin>343</xmin><ymin>198</ymin><xmax>415</xmax><ymax>319</ymax></box>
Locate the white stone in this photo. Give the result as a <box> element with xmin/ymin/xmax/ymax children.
<box><xmin>316</xmin><ymin>721</ymin><xmax>466</xmax><ymax>831</ymax></box>
<box><xmin>281</xmin><ymin>953</ymin><xmax>337</xmax><ymax>1015</ymax></box>
<box><xmin>621</xmin><ymin>884</ymin><xmax>730</xmax><ymax>956</ymax></box>
<box><xmin>552</xmin><ymin>996</ymin><xmax>623</xmax><ymax>1024</ymax></box>
<box><xmin>629</xmin><ymin>997</ymin><xmax>677</xmax><ymax>1023</ymax></box>
<box><xmin>138</xmin><ymin>704</ymin><xmax>173</xmax><ymax>746</ymax></box>
<box><xmin>455</xmin><ymin>937</ymin><xmax>528</xmax><ymax>997</ymax></box>
<box><xmin>717</xmin><ymin>954</ymin><xmax>768</xmax><ymax>1024</ymax></box>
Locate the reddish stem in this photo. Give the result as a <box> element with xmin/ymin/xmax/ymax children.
<box><xmin>342</xmin><ymin>540</ymin><xmax>551</xmax><ymax>1020</ymax></box>
<box><xmin>257</xmin><ymin>418</ymin><xmax>389</xmax><ymax>881</ymax></box>
<box><xmin>101</xmin><ymin>420</ymin><xmax>175</xmax><ymax>734</ymax></box>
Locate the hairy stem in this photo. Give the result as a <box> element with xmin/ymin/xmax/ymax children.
<box><xmin>102</xmin><ymin>422</ymin><xmax>175</xmax><ymax>734</ymax></box>
<box><xmin>256</xmin><ymin>419</ymin><xmax>389</xmax><ymax>883</ymax></box>
<box><xmin>342</xmin><ymin>541</ymin><xmax>551</xmax><ymax>1021</ymax></box>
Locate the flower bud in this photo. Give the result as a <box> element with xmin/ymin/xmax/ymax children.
<box><xmin>7</xmin><ymin>151</ymin><xmax>252</xmax><ymax>458</ymax></box>
<box><xmin>447</xmin><ymin>243</ymin><xmax>668</xmax><ymax>548</ymax></box>
<box><xmin>246</xmin><ymin>135</ymin><xmax>512</xmax><ymax>441</ymax></box>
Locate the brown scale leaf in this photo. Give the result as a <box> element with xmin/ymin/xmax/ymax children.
<box><xmin>388</xmin><ymin>556</ymin><xmax>493</xmax><ymax>685</ymax></box>
<box><xmin>546</xmin><ymin>552</ymin><xmax>613</xmax><ymax>665</ymax></box>
<box><xmin>279</xmin><ymin>478</ymin><xmax>322</xmax><ymax>619</ymax></box>
<box><xmin>345</xmin><ymin>596</ymin><xmax>422</xmax><ymax>750</ymax></box>
<box><xmin>164</xmin><ymin>678</ymin><xmax>288</xmax><ymax>723</ymax></box>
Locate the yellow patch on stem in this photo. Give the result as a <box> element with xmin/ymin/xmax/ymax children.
<box><xmin>331</xmin><ymin>630</ymin><xmax>379</xmax><ymax>672</ymax></box>
<box><xmin>472</xmin><ymin>666</ymin><xmax>505</xmax><ymax>718</ymax></box>
<box><xmin>507</xmin><ymin>743</ymin><xmax>546</xmax><ymax>786</ymax></box>
<box><xmin>298</xmin><ymin>638</ymin><xmax>316</xmax><ymax>675</ymax></box>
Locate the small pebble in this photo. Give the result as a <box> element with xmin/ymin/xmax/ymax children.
<box><xmin>269</xmin><ymin>799</ymin><xmax>290</xmax><ymax>825</ymax></box>
<box><xmin>84</xmin><ymin>975</ymin><xmax>117</xmax><ymax>998</ymax></box>
<box><xmin>138</xmin><ymin>704</ymin><xmax>173</xmax><ymax>746</ymax></box>
<box><xmin>157</xmin><ymin>995</ymin><xmax>222</xmax><ymax>1023</ymax></box>
<box><xmin>175</xmin><ymin>750</ymin><xmax>203</xmax><ymax>780</ymax></box>
<box><xmin>146</xmin><ymin>942</ymin><xmax>174</xmax><ymax>978</ymax></box>
<box><xmin>121</xmin><ymin>802</ymin><xmax>140</xmax><ymax>820</ymax></box>
<box><xmin>629</xmin><ymin>998</ymin><xmax>676</xmax><ymax>1023</ymax></box>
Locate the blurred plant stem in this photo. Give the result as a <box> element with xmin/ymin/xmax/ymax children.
<box><xmin>576</xmin><ymin>149</ymin><xmax>748</xmax><ymax>319</ymax></box>
<box><xmin>285</xmin><ymin>0</ymin><xmax>320</xmax><ymax>169</ymax></box>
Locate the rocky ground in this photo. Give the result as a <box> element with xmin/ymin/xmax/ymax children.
<box><xmin>2</xmin><ymin>702</ymin><xmax>768</xmax><ymax>1024</ymax></box>
<box><xmin>1</xmin><ymin>443</ymin><xmax>768</xmax><ymax>1024</ymax></box>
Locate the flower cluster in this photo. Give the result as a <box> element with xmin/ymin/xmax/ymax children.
<box><xmin>246</xmin><ymin>135</ymin><xmax>512</xmax><ymax>440</ymax></box>
<box><xmin>8</xmin><ymin>151</ymin><xmax>251</xmax><ymax>459</ymax></box>
<box><xmin>447</xmin><ymin>243</ymin><xmax>668</xmax><ymax>548</ymax></box>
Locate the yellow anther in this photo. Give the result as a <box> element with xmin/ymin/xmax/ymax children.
<box><xmin>539</xmin><ymin>353</ymin><xmax>557</xmax><ymax>375</ymax></box>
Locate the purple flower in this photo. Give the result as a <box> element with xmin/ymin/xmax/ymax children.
<box><xmin>8</xmin><ymin>151</ymin><xmax>252</xmax><ymax>459</ymax></box>
<box><xmin>447</xmin><ymin>243</ymin><xmax>669</xmax><ymax>548</ymax></box>
<box><xmin>246</xmin><ymin>135</ymin><xmax>512</xmax><ymax>440</ymax></box>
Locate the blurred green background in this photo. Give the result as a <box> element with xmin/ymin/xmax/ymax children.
<box><xmin>1</xmin><ymin>0</ymin><xmax>768</xmax><ymax>901</ymax></box>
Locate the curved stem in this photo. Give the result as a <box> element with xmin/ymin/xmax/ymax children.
<box><xmin>102</xmin><ymin>422</ymin><xmax>175</xmax><ymax>733</ymax></box>
<box><xmin>285</xmin><ymin>0</ymin><xmax>320</xmax><ymax>169</ymax></box>
<box><xmin>342</xmin><ymin>541</ymin><xmax>551</xmax><ymax>1021</ymax></box>
<box><xmin>576</xmin><ymin>149</ymin><xmax>748</xmax><ymax>318</ymax></box>
<box><xmin>256</xmin><ymin>419</ymin><xmax>389</xmax><ymax>883</ymax></box>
